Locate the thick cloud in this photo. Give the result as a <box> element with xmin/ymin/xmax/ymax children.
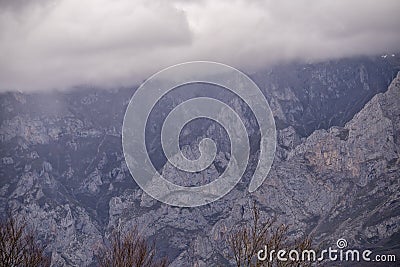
<box><xmin>0</xmin><ymin>0</ymin><xmax>399</xmax><ymax>91</ymax></box>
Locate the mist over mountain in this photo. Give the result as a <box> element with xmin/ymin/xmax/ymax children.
<box><xmin>0</xmin><ymin>0</ymin><xmax>400</xmax><ymax>91</ymax></box>
<box><xmin>0</xmin><ymin>55</ymin><xmax>399</xmax><ymax>265</ymax></box>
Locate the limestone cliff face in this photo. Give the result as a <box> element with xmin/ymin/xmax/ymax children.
<box><xmin>283</xmin><ymin>72</ymin><xmax>400</xmax><ymax>250</ymax></box>
<box><xmin>293</xmin><ymin>71</ymin><xmax>399</xmax><ymax>187</ymax></box>
<box><xmin>0</xmin><ymin>57</ymin><xmax>399</xmax><ymax>266</ymax></box>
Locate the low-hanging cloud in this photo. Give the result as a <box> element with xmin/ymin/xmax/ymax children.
<box><xmin>0</xmin><ymin>0</ymin><xmax>399</xmax><ymax>92</ymax></box>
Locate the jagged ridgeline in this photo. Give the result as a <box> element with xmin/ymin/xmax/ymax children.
<box><xmin>0</xmin><ymin>55</ymin><xmax>399</xmax><ymax>266</ymax></box>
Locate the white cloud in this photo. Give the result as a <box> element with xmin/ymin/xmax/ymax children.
<box><xmin>0</xmin><ymin>0</ymin><xmax>399</xmax><ymax>91</ymax></box>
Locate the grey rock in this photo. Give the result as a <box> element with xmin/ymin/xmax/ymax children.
<box><xmin>0</xmin><ymin>57</ymin><xmax>399</xmax><ymax>266</ymax></box>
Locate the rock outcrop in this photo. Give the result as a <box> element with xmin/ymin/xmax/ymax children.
<box><xmin>0</xmin><ymin>57</ymin><xmax>399</xmax><ymax>266</ymax></box>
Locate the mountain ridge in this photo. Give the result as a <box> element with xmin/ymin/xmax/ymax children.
<box><xmin>0</xmin><ymin>57</ymin><xmax>399</xmax><ymax>266</ymax></box>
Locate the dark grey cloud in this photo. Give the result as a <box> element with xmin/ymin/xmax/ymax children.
<box><xmin>0</xmin><ymin>0</ymin><xmax>33</xmax><ymax>10</ymax></box>
<box><xmin>0</xmin><ymin>0</ymin><xmax>53</xmax><ymax>12</ymax></box>
<box><xmin>0</xmin><ymin>0</ymin><xmax>399</xmax><ymax>92</ymax></box>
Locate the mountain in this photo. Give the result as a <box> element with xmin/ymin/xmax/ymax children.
<box><xmin>0</xmin><ymin>55</ymin><xmax>399</xmax><ymax>266</ymax></box>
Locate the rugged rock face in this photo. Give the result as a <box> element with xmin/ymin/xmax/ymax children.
<box><xmin>0</xmin><ymin>56</ymin><xmax>399</xmax><ymax>266</ymax></box>
<box><xmin>253</xmin><ymin>56</ymin><xmax>398</xmax><ymax>136</ymax></box>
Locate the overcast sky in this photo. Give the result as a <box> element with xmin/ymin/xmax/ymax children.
<box><xmin>0</xmin><ymin>0</ymin><xmax>399</xmax><ymax>92</ymax></box>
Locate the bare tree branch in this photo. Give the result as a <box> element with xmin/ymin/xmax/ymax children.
<box><xmin>227</xmin><ymin>202</ymin><xmax>313</xmax><ymax>267</ymax></box>
<box><xmin>96</xmin><ymin>225</ymin><xmax>167</xmax><ymax>267</ymax></box>
<box><xmin>0</xmin><ymin>213</ymin><xmax>50</xmax><ymax>267</ymax></box>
